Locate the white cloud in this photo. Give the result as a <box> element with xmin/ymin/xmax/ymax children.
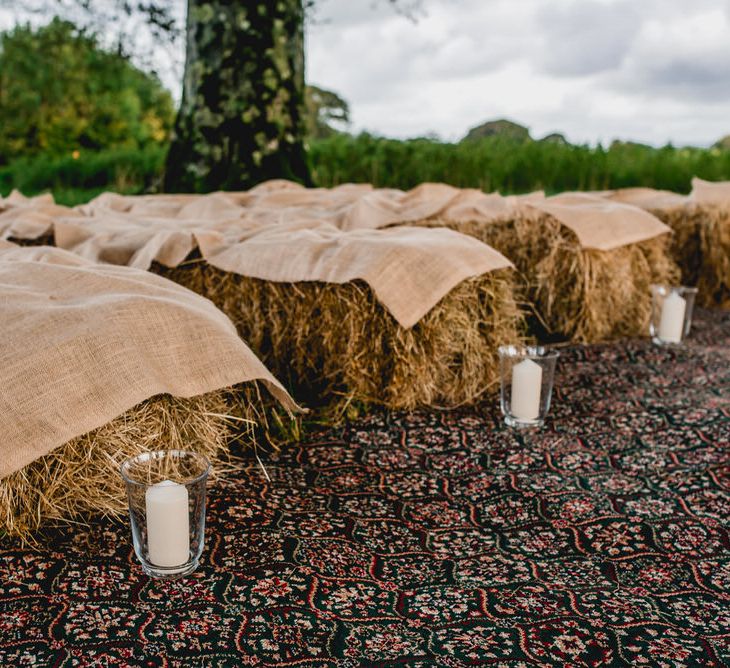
<box><xmin>612</xmin><ymin>7</ymin><xmax>730</xmax><ymax>102</ymax></box>
<box><xmin>535</xmin><ymin>0</ymin><xmax>642</xmax><ymax>76</ymax></box>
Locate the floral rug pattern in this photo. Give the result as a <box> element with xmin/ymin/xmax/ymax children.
<box><xmin>1</xmin><ymin>310</ymin><xmax>729</xmax><ymax>667</ymax></box>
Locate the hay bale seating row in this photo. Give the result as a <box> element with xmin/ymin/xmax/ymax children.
<box><xmin>0</xmin><ymin>182</ymin><xmax>702</xmax><ymax>399</ymax></box>
<box><xmin>0</xmin><ymin>244</ymin><xmax>297</xmax><ymax>540</ymax></box>
<box><xmin>224</xmin><ymin>183</ymin><xmax>677</xmax><ymax>344</ymax></box>
<box><xmin>1</xmin><ymin>178</ymin><xmax>711</xmax><ymax>541</ymax></box>
<box><xmin>0</xmin><ymin>179</ymin><xmax>716</xmax><ymax>538</ymax></box>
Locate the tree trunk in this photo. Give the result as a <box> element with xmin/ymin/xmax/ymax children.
<box><xmin>164</xmin><ymin>0</ymin><xmax>311</xmax><ymax>193</ymax></box>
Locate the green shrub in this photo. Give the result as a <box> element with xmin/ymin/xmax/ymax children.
<box><xmin>2</xmin><ymin>135</ymin><xmax>729</xmax><ymax>205</ymax></box>
<box><xmin>0</xmin><ymin>146</ymin><xmax>166</xmax><ymax>204</ymax></box>
<box><xmin>0</xmin><ymin>18</ymin><xmax>174</xmax><ymax>164</ymax></box>
<box><xmin>309</xmin><ymin>134</ymin><xmax>730</xmax><ymax>194</ymax></box>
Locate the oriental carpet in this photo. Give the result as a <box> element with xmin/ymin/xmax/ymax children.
<box><xmin>1</xmin><ymin>309</ymin><xmax>729</xmax><ymax>667</ymax></box>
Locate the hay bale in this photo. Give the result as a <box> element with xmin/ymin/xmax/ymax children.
<box><xmin>604</xmin><ymin>187</ymin><xmax>729</xmax><ymax>308</ymax></box>
<box><xmin>422</xmin><ymin>212</ymin><xmax>679</xmax><ymax>343</ymax></box>
<box><xmin>682</xmin><ymin>179</ymin><xmax>730</xmax><ymax>306</ymax></box>
<box><xmin>0</xmin><ymin>243</ymin><xmax>301</xmax><ymax>542</ymax></box>
<box><xmin>0</xmin><ymin>388</ymin><xmax>263</xmax><ymax>542</ymax></box>
<box><xmin>156</xmin><ymin>259</ymin><xmax>523</xmax><ymax>412</ymax></box>
<box><xmin>648</xmin><ymin>204</ymin><xmax>729</xmax><ymax>308</ymax></box>
<box><xmin>697</xmin><ymin>205</ymin><xmax>730</xmax><ymax>307</ymax></box>
<box><xmin>647</xmin><ymin>204</ymin><xmax>703</xmax><ymax>288</ymax></box>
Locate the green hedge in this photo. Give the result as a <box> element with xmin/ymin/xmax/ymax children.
<box><xmin>309</xmin><ymin>134</ymin><xmax>730</xmax><ymax>194</ymax></box>
<box><xmin>2</xmin><ymin>136</ymin><xmax>729</xmax><ymax>205</ymax></box>
<box><xmin>0</xmin><ymin>146</ymin><xmax>166</xmax><ymax>205</ymax></box>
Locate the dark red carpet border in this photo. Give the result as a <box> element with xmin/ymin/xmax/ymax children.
<box><xmin>1</xmin><ymin>310</ymin><xmax>729</xmax><ymax>667</ymax></box>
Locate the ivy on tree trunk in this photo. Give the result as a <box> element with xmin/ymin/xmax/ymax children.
<box><xmin>164</xmin><ymin>0</ymin><xmax>311</xmax><ymax>192</ymax></box>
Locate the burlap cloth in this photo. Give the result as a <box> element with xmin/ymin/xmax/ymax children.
<box><xmin>222</xmin><ymin>183</ymin><xmax>670</xmax><ymax>251</ymax></box>
<box><xmin>594</xmin><ymin>177</ymin><xmax>730</xmax><ymax>211</ymax></box>
<box><xmin>0</xmin><ymin>245</ymin><xmax>298</xmax><ymax>478</ymax></box>
<box><xmin>522</xmin><ymin>192</ymin><xmax>671</xmax><ymax>251</ymax></box>
<box><xmin>0</xmin><ymin>191</ymin><xmax>71</xmax><ymax>240</ymax></box>
<box><xmin>593</xmin><ymin>180</ymin><xmax>730</xmax><ymax>211</ymax></box>
<box><xmin>598</xmin><ymin>187</ymin><xmax>690</xmax><ymax>211</ymax></box>
<box><xmin>197</xmin><ymin>225</ymin><xmax>512</xmax><ymax>328</ymax></box>
<box><xmin>690</xmin><ymin>178</ymin><xmax>730</xmax><ymax>206</ymax></box>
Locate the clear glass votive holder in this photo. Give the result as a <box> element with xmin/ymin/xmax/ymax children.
<box><xmin>499</xmin><ymin>346</ymin><xmax>560</xmax><ymax>429</ymax></box>
<box><xmin>120</xmin><ymin>450</ymin><xmax>210</xmax><ymax>580</ymax></box>
<box><xmin>650</xmin><ymin>285</ymin><xmax>698</xmax><ymax>346</ymax></box>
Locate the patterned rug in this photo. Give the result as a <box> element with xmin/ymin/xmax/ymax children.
<box><xmin>1</xmin><ymin>309</ymin><xmax>729</xmax><ymax>667</ymax></box>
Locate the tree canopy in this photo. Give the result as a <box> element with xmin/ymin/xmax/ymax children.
<box><xmin>0</xmin><ymin>1</ymin><xmax>420</xmax><ymax>189</ymax></box>
<box><xmin>0</xmin><ymin>18</ymin><xmax>174</xmax><ymax>163</ymax></box>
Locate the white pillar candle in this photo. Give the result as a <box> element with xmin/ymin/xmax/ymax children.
<box><xmin>658</xmin><ymin>291</ymin><xmax>686</xmax><ymax>343</ymax></box>
<box><xmin>145</xmin><ymin>479</ymin><xmax>189</xmax><ymax>567</ymax></box>
<box><xmin>511</xmin><ymin>358</ymin><xmax>543</xmax><ymax>421</ymax></box>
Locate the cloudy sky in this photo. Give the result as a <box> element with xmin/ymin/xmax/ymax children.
<box><xmin>306</xmin><ymin>0</ymin><xmax>730</xmax><ymax>146</ymax></box>
<box><xmin>2</xmin><ymin>0</ymin><xmax>728</xmax><ymax>147</ymax></box>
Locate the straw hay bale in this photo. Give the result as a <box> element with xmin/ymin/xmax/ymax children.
<box><xmin>156</xmin><ymin>259</ymin><xmax>523</xmax><ymax>413</ymax></box>
<box><xmin>422</xmin><ymin>213</ymin><xmax>679</xmax><ymax>343</ymax></box>
<box><xmin>648</xmin><ymin>205</ymin><xmax>702</xmax><ymax>287</ymax></box>
<box><xmin>698</xmin><ymin>206</ymin><xmax>730</xmax><ymax>307</ymax></box>
<box><xmin>0</xmin><ymin>387</ymin><xmax>264</xmax><ymax>542</ymax></box>
<box><xmin>648</xmin><ymin>204</ymin><xmax>730</xmax><ymax>308</ymax></box>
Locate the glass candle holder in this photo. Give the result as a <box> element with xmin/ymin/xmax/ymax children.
<box><xmin>120</xmin><ymin>450</ymin><xmax>210</xmax><ymax>580</ymax></box>
<box><xmin>650</xmin><ymin>285</ymin><xmax>698</xmax><ymax>346</ymax></box>
<box><xmin>499</xmin><ymin>346</ymin><xmax>560</xmax><ymax>428</ymax></box>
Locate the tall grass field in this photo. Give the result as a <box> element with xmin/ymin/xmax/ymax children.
<box><xmin>2</xmin><ymin>135</ymin><xmax>729</xmax><ymax>205</ymax></box>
